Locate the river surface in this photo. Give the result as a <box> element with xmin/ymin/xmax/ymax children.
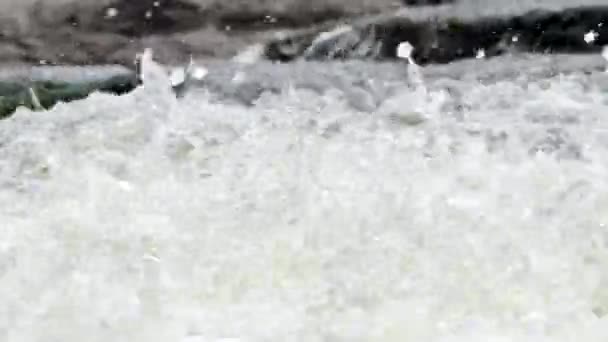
<box><xmin>2</xmin><ymin>1</ymin><xmax>608</xmax><ymax>342</ymax></box>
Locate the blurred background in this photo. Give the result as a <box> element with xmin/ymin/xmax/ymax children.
<box><xmin>0</xmin><ymin>0</ymin><xmax>405</xmax><ymax>66</ymax></box>
<box><xmin>0</xmin><ymin>0</ymin><xmax>606</xmax><ymax>65</ymax></box>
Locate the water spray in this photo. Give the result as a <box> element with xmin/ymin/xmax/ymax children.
<box><xmin>397</xmin><ymin>41</ymin><xmax>424</xmax><ymax>87</ymax></box>
<box><xmin>171</xmin><ymin>55</ymin><xmax>208</xmax><ymax>98</ymax></box>
<box><xmin>603</xmin><ymin>45</ymin><xmax>608</xmax><ymax>73</ymax></box>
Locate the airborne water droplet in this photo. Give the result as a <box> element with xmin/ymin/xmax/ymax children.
<box><xmin>105</xmin><ymin>7</ymin><xmax>118</xmax><ymax>18</ymax></box>
<box><xmin>190</xmin><ymin>66</ymin><xmax>208</xmax><ymax>80</ymax></box>
<box><xmin>396</xmin><ymin>41</ymin><xmax>414</xmax><ymax>62</ymax></box>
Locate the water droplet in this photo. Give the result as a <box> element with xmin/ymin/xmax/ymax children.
<box><xmin>105</xmin><ymin>7</ymin><xmax>118</xmax><ymax>18</ymax></box>
<box><xmin>190</xmin><ymin>66</ymin><xmax>208</xmax><ymax>80</ymax></box>
<box><xmin>397</xmin><ymin>41</ymin><xmax>414</xmax><ymax>61</ymax></box>
<box><xmin>584</xmin><ymin>30</ymin><xmax>598</xmax><ymax>44</ymax></box>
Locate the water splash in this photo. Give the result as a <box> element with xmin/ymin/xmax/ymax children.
<box><xmin>171</xmin><ymin>56</ymin><xmax>209</xmax><ymax>98</ymax></box>
<box><xmin>2</xmin><ymin>52</ymin><xmax>608</xmax><ymax>341</ymax></box>
<box><xmin>397</xmin><ymin>41</ymin><xmax>424</xmax><ymax>87</ymax></box>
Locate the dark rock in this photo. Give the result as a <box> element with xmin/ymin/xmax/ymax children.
<box><xmin>263</xmin><ymin>5</ymin><xmax>608</xmax><ymax>65</ymax></box>
<box><xmin>3</xmin><ymin>0</ymin><xmax>397</xmax><ymax>66</ymax></box>
<box><xmin>199</xmin><ymin>0</ymin><xmax>399</xmax><ymax>31</ymax></box>
<box><xmin>212</xmin><ymin>7</ymin><xmax>347</xmax><ymax>31</ymax></box>
<box><xmin>0</xmin><ymin>0</ymin><xmax>606</xmax><ymax>68</ymax></box>
<box><xmin>508</xmin><ymin>7</ymin><xmax>608</xmax><ymax>54</ymax></box>
<box><xmin>401</xmin><ymin>0</ymin><xmax>456</xmax><ymax>6</ymax></box>
<box><xmin>0</xmin><ymin>70</ymin><xmax>139</xmax><ymax>119</ymax></box>
<box><xmin>89</xmin><ymin>0</ymin><xmax>203</xmax><ymax>37</ymax></box>
<box><xmin>30</xmin><ymin>0</ymin><xmax>203</xmax><ymax>37</ymax></box>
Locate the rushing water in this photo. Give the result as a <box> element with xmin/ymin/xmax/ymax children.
<box><xmin>2</xmin><ymin>52</ymin><xmax>608</xmax><ymax>341</ymax></box>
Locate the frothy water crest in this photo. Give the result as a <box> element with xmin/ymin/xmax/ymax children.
<box><xmin>2</xmin><ymin>56</ymin><xmax>608</xmax><ymax>341</ymax></box>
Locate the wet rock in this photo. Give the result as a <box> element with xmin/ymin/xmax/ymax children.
<box><xmin>88</xmin><ymin>0</ymin><xmax>203</xmax><ymax>37</ymax></box>
<box><xmin>29</xmin><ymin>0</ymin><xmax>203</xmax><ymax>37</ymax></box>
<box><xmin>263</xmin><ymin>6</ymin><xmax>608</xmax><ymax>65</ymax></box>
<box><xmin>0</xmin><ymin>0</ymin><xmax>606</xmax><ymax>68</ymax></box>
<box><xmin>212</xmin><ymin>6</ymin><xmax>347</xmax><ymax>32</ymax></box>
<box><xmin>401</xmin><ymin>0</ymin><xmax>456</xmax><ymax>6</ymax></box>
<box><xmin>201</xmin><ymin>0</ymin><xmax>400</xmax><ymax>31</ymax></box>
<box><xmin>0</xmin><ymin>0</ymin><xmax>398</xmax><ymax>66</ymax></box>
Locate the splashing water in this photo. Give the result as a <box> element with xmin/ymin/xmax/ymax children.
<box><xmin>397</xmin><ymin>41</ymin><xmax>424</xmax><ymax>86</ymax></box>
<box><xmin>603</xmin><ymin>46</ymin><xmax>608</xmax><ymax>72</ymax></box>
<box><xmin>3</xmin><ymin>51</ymin><xmax>608</xmax><ymax>341</ymax></box>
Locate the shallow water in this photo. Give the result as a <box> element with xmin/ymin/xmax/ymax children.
<box><xmin>2</xmin><ymin>54</ymin><xmax>608</xmax><ymax>341</ymax></box>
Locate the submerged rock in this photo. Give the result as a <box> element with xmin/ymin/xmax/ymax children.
<box><xmin>263</xmin><ymin>5</ymin><xmax>608</xmax><ymax>65</ymax></box>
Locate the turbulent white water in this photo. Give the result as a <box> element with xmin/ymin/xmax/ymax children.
<box><xmin>3</xmin><ymin>54</ymin><xmax>608</xmax><ymax>341</ymax></box>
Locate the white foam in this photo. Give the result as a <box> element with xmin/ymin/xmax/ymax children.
<box><xmin>397</xmin><ymin>41</ymin><xmax>425</xmax><ymax>87</ymax></box>
<box><xmin>170</xmin><ymin>67</ymin><xmax>187</xmax><ymax>87</ymax></box>
<box><xmin>310</xmin><ymin>25</ymin><xmax>353</xmax><ymax>47</ymax></box>
<box><xmin>602</xmin><ymin>46</ymin><xmax>608</xmax><ymax>72</ymax></box>
<box><xmin>190</xmin><ymin>66</ymin><xmax>208</xmax><ymax>80</ymax></box>
<box><xmin>232</xmin><ymin>44</ymin><xmax>265</xmax><ymax>65</ymax></box>
<box><xmin>2</xmin><ymin>56</ymin><xmax>608</xmax><ymax>342</ymax></box>
<box><xmin>138</xmin><ymin>48</ymin><xmax>174</xmax><ymax>96</ymax></box>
